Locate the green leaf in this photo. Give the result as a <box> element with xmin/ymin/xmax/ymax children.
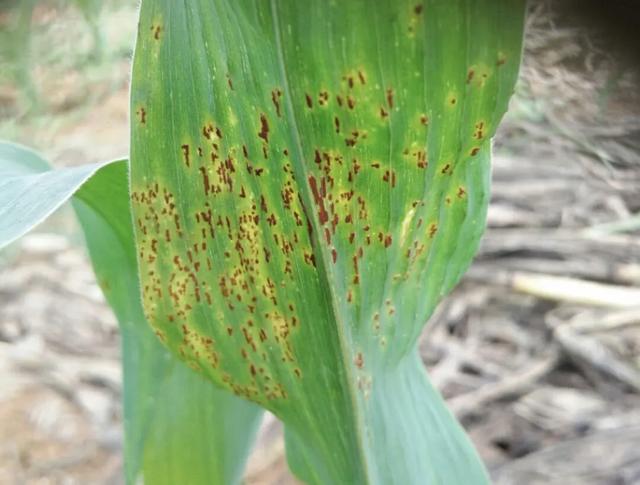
<box><xmin>0</xmin><ymin>142</ymin><xmax>110</xmax><ymax>250</ymax></box>
<box><xmin>0</xmin><ymin>142</ymin><xmax>262</xmax><ymax>485</ymax></box>
<box><xmin>130</xmin><ymin>1</ymin><xmax>525</xmax><ymax>483</ymax></box>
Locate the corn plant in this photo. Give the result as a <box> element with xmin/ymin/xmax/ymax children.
<box><xmin>0</xmin><ymin>1</ymin><xmax>525</xmax><ymax>483</ymax></box>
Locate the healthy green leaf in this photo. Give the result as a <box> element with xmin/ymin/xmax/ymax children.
<box><xmin>0</xmin><ymin>142</ymin><xmax>110</xmax><ymax>250</ymax></box>
<box><xmin>0</xmin><ymin>142</ymin><xmax>263</xmax><ymax>485</ymax></box>
<box><xmin>130</xmin><ymin>1</ymin><xmax>525</xmax><ymax>483</ymax></box>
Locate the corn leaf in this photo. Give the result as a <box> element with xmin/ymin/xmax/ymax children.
<box><xmin>0</xmin><ymin>142</ymin><xmax>262</xmax><ymax>485</ymax></box>
<box><xmin>130</xmin><ymin>1</ymin><xmax>525</xmax><ymax>483</ymax></box>
<box><xmin>0</xmin><ymin>142</ymin><xmax>110</xmax><ymax>249</ymax></box>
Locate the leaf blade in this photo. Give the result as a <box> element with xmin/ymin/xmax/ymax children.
<box><xmin>0</xmin><ymin>142</ymin><xmax>112</xmax><ymax>250</ymax></box>
<box><xmin>130</xmin><ymin>1</ymin><xmax>525</xmax><ymax>483</ymax></box>
<box><xmin>0</xmin><ymin>142</ymin><xmax>263</xmax><ymax>485</ymax></box>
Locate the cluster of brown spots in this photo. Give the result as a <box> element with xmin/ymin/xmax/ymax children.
<box><xmin>345</xmin><ymin>130</ymin><xmax>361</xmax><ymax>148</ymax></box>
<box><xmin>414</xmin><ymin>4</ymin><xmax>424</xmax><ymax>14</ymax></box>
<box><xmin>154</xmin><ymin>329</ymin><xmax>166</xmax><ymax>343</ymax></box>
<box><xmin>132</xmin><ymin>36</ymin><xmax>510</xmax><ymax>405</ymax></box>
<box><xmin>406</xmin><ymin>238</ymin><xmax>426</xmax><ymax>263</ymax></box>
<box><xmin>470</xmin><ymin>147</ymin><xmax>480</xmax><ymax>156</ymax></box>
<box><xmin>151</xmin><ymin>24</ymin><xmax>162</xmax><ymax>40</ymax></box>
<box><xmin>372</xmin><ymin>313</ymin><xmax>381</xmax><ymax>333</ymax></box>
<box><xmin>132</xmin><ymin>97</ymin><xmax>339</xmax><ymax>402</ymax></box>
<box><xmin>342</xmin><ymin>71</ymin><xmax>367</xmax><ymax>89</ymax></box>
<box><xmin>382</xmin><ymin>169</ymin><xmax>397</xmax><ymax>188</ymax></box>
<box><xmin>449</xmin><ymin>96</ymin><xmax>457</xmax><ymax>106</ymax></box>
<box><xmin>385</xmin><ymin>299</ymin><xmax>396</xmax><ymax>317</ymax></box>
<box><xmin>473</xmin><ymin>121</ymin><xmax>485</xmax><ymax>140</ymax></box>
<box><xmin>179</xmin><ymin>324</ymin><xmax>220</xmax><ymax>370</ymax></box>
<box><xmin>202</xmin><ymin>123</ymin><xmax>223</xmax><ymax>140</ymax></box>
<box><xmin>408</xmin><ymin>149</ymin><xmax>427</xmax><ymax>169</ymax></box>
<box><xmin>308</xmin><ymin>175</ymin><xmax>329</xmax><ymax>225</ymax></box>
<box><xmin>226</xmin><ymin>74</ymin><xmax>234</xmax><ymax>90</ymax></box>
<box><xmin>318</xmin><ymin>90</ymin><xmax>329</xmax><ymax>106</ymax></box>
<box><xmin>497</xmin><ymin>53</ymin><xmax>507</xmax><ymax>66</ymax></box>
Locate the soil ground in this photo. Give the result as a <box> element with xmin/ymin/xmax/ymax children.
<box><xmin>1</xmin><ymin>1</ymin><xmax>639</xmax><ymax>484</ymax></box>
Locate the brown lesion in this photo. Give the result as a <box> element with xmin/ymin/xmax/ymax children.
<box><xmin>271</xmin><ymin>89</ymin><xmax>283</xmax><ymax>117</ymax></box>
<box><xmin>354</xmin><ymin>352</ymin><xmax>364</xmax><ymax>369</ymax></box>
<box><xmin>386</xmin><ymin>88</ymin><xmax>394</xmax><ymax>109</ymax></box>
<box><xmin>466</xmin><ymin>69</ymin><xmax>475</xmax><ymax>84</ymax></box>
<box><xmin>136</xmin><ymin>107</ymin><xmax>147</xmax><ymax>124</ymax></box>
<box><xmin>258</xmin><ymin>114</ymin><xmax>269</xmax><ymax>143</ymax></box>
<box><xmin>151</xmin><ymin>24</ymin><xmax>162</xmax><ymax>40</ymax></box>
<box><xmin>181</xmin><ymin>144</ymin><xmax>190</xmax><ymax>167</ymax></box>
<box><xmin>346</xmin><ymin>96</ymin><xmax>356</xmax><ymax>110</ymax></box>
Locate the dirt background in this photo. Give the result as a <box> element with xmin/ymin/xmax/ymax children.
<box><xmin>1</xmin><ymin>1</ymin><xmax>639</xmax><ymax>484</ymax></box>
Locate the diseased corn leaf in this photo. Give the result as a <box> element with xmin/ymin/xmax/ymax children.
<box><xmin>0</xmin><ymin>142</ymin><xmax>262</xmax><ymax>485</ymax></box>
<box><xmin>130</xmin><ymin>1</ymin><xmax>524</xmax><ymax>483</ymax></box>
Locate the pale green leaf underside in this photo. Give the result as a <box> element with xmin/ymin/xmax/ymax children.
<box><xmin>130</xmin><ymin>1</ymin><xmax>524</xmax><ymax>483</ymax></box>
<box><xmin>0</xmin><ymin>142</ymin><xmax>262</xmax><ymax>485</ymax></box>
<box><xmin>0</xmin><ymin>142</ymin><xmax>111</xmax><ymax>250</ymax></box>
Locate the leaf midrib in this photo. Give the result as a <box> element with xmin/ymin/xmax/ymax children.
<box><xmin>269</xmin><ymin>1</ymin><xmax>373</xmax><ymax>482</ymax></box>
